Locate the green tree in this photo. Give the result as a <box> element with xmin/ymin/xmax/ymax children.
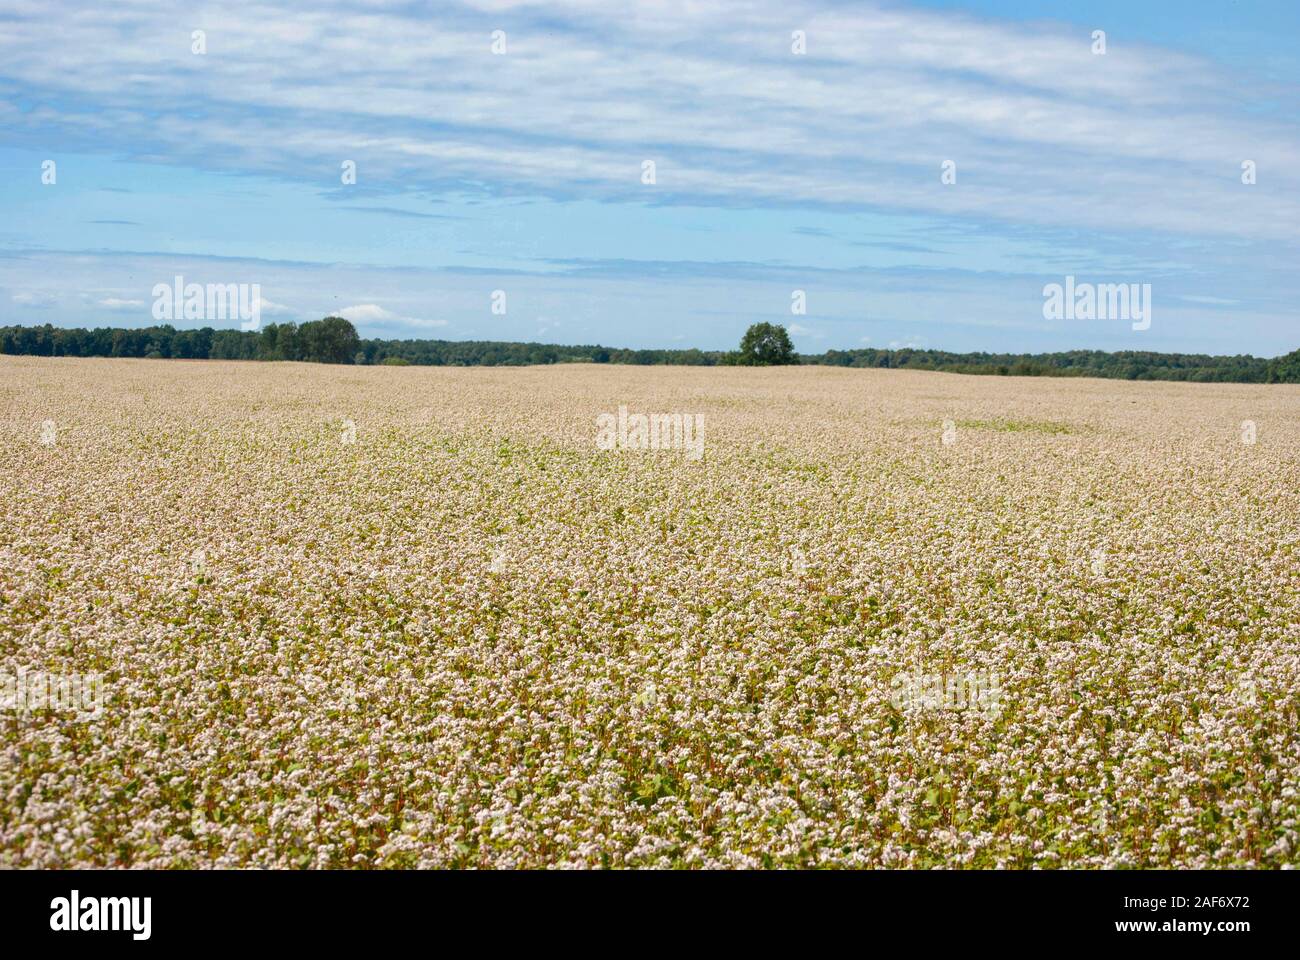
<box><xmin>738</xmin><ymin>323</ymin><xmax>796</xmax><ymax>366</ymax></box>
<box><xmin>1266</xmin><ymin>348</ymin><xmax>1300</xmax><ymax>383</ymax></box>
<box><xmin>297</xmin><ymin>316</ymin><xmax>360</xmax><ymax>364</ymax></box>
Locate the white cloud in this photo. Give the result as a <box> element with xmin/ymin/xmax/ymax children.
<box><xmin>12</xmin><ymin>292</ymin><xmax>57</xmax><ymax>308</ymax></box>
<box><xmin>336</xmin><ymin>304</ymin><xmax>394</xmax><ymax>323</ymax></box>
<box><xmin>255</xmin><ymin>296</ymin><xmax>295</xmax><ymax>317</ymax></box>
<box><xmin>337</xmin><ymin>303</ymin><xmax>446</xmax><ymax>329</ymax></box>
<box><xmin>97</xmin><ymin>298</ymin><xmax>144</xmax><ymax>309</ymax></box>
<box><xmin>0</xmin><ymin>0</ymin><xmax>1295</xmax><ymax>240</ymax></box>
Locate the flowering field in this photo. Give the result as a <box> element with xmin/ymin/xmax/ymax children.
<box><xmin>2</xmin><ymin>355</ymin><xmax>1298</xmax><ymax>868</ymax></box>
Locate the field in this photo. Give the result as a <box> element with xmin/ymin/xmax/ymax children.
<box><xmin>1</xmin><ymin>355</ymin><xmax>1298</xmax><ymax>868</ymax></box>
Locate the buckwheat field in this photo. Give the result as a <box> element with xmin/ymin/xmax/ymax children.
<box><xmin>2</xmin><ymin>355</ymin><xmax>1298</xmax><ymax>869</ymax></box>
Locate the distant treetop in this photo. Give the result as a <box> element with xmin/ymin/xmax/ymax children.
<box><xmin>738</xmin><ymin>323</ymin><xmax>797</xmax><ymax>366</ymax></box>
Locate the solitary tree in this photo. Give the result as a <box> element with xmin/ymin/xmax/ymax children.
<box><xmin>298</xmin><ymin>316</ymin><xmax>361</xmax><ymax>364</ymax></box>
<box><xmin>738</xmin><ymin>322</ymin><xmax>796</xmax><ymax>366</ymax></box>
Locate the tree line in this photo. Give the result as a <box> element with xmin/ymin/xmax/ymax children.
<box><xmin>0</xmin><ymin>317</ymin><xmax>362</xmax><ymax>364</ymax></box>
<box><xmin>2</xmin><ymin>319</ymin><xmax>1297</xmax><ymax>383</ymax></box>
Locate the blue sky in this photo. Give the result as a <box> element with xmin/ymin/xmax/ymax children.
<box><xmin>1</xmin><ymin>0</ymin><xmax>1297</xmax><ymax>355</ymax></box>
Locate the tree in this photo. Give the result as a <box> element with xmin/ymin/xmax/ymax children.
<box><xmin>738</xmin><ymin>323</ymin><xmax>796</xmax><ymax>366</ymax></box>
<box><xmin>1266</xmin><ymin>348</ymin><xmax>1300</xmax><ymax>383</ymax></box>
<box><xmin>297</xmin><ymin>316</ymin><xmax>360</xmax><ymax>364</ymax></box>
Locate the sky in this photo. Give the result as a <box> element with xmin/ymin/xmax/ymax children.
<box><xmin>1</xmin><ymin>0</ymin><xmax>1297</xmax><ymax>356</ymax></box>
